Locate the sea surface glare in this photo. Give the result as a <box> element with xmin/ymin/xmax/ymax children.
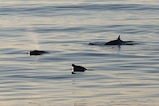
<box><xmin>0</xmin><ymin>0</ymin><xmax>159</xmax><ymax>106</ymax></box>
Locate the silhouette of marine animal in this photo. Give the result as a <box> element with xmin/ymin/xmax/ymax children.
<box><xmin>89</xmin><ymin>35</ymin><xmax>136</xmax><ymax>46</ymax></box>
<box><xmin>72</xmin><ymin>64</ymin><xmax>87</xmax><ymax>74</ymax></box>
<box><xmin>105</xmin><ymin>35</ymin><xmax>134</xmax><ymax>45</ymax></box>
<box><xmin>29</xmin><ymin>50</ymin><xmax>48</xmax><ymax>55</ymax></box>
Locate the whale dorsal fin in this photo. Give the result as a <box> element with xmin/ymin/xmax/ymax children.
<box><xmin>117</xmin><ymin>35</ymin><xmax>121</xmax><ymax>40</ymax></box>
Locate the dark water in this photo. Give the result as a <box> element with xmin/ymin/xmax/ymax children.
<box><xmin>0</xmin><ymin>0</ymin><xmax>159</xmax><ymax>106</ymax></box>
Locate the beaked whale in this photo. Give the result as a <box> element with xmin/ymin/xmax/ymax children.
<box><xmin>29</xmin><ymin>50</ymin><xmax>49</xmax><ymax>55</ymax></box>
<box><xmin>89</xmin><ymin>35</ymin><xmax>136</xmax><ymax>46</ymax></box>
<box><xmin>104</xmin><ymin>35</ymin><xmax>133</xmax><ymax>45</ymax></box>
<box><xmin>72</xmin><ymin>64</ymin><xmax>87</xmax><ymax>74</ymax></box>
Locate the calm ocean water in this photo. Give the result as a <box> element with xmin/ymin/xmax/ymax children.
<box><xmin>0</xmin><ymin>0</ymin><xmax>159</xmax><ymax>106</ymax></box>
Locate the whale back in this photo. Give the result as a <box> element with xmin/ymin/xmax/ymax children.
<box><xmin>105</xmin><ymin>35</ymin><xmax>123</xmax><ymax>45</ymax></box>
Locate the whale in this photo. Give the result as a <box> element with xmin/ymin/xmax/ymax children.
<box><xmin>72</xmin><ymin>64</ymin><xmax>87</xmax><ymax>74</ymax></box>
<box><xmin>29</xmin><ymin>50</ymin><xmax>49</xmax><ymax>55</ymax></box>
<box><xmin>105</xmin><ymin>35</ymin><xmax>134</xmax><ymax>45</ymax></box>
<box><xmin>89</xmin><ymin>35</ymin><xmax>137</xmax><ymax>46</ymax></box>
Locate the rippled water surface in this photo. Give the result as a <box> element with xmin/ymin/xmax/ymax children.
<box><xmin>0</xmin><ymin>0</ymin><xmax>159</xmax><ymax>106</ymax></box>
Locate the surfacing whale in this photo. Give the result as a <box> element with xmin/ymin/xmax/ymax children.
<box><xmin>89</xmin><ymin>35</ymin><xmax>137</xmax><ymax>46</ymax></box>
<box><xmin>29</xmin><ymin>50</ymin><xmax>49</xmax><ymax>56</ymax></box>
<box><xmin>72</xmin><ymin>64</ymin><xmax>87</xmax><ymax>74</ymax></box>
<box><xmin>105</xmin><ymin>35</ymin><xmax>134</xmax><ymax>45</ymax></box>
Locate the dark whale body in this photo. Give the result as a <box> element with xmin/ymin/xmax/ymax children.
<box><xmin>105</xmin><ymin>35</ymin><xmax>134</xmax><ymax>45</ymax></box>
<box><xmin>89</xmin><ymin>35</ymin><xmax>137</xmax><ymax>46</ymax></box>
<box><xmin>29</xmin><ymin>50</ymin><xmax>48</xmax><ymax>55</ymax></box>
<box><xmin>72</xmin><ymin>64</ymin><xmax>87</xmax><ymax>74</ymax></box>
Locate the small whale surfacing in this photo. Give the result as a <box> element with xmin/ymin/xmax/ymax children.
<box><xmin>72</xmin><ymin>64</ymin><xmax>87</xmax><ymax>74</ymax></box>
<box><xmin>105</xmin><ymin>35</ymin><xmax>133</xmax><ymax>45</ymax></box>
<box><xmin>89</xmin><ymin>35</ymin><xmax>137</xmax><ymax>46</ymax></box>
<box><xmin>29</xmin><ymin>50</ymin><xmax>48</xmax><ymax>55</ymax></box>
<box><xmin>105</xmin><ymin>35</ymin><xmax>123</xmax><ymax>45</ymax></box>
